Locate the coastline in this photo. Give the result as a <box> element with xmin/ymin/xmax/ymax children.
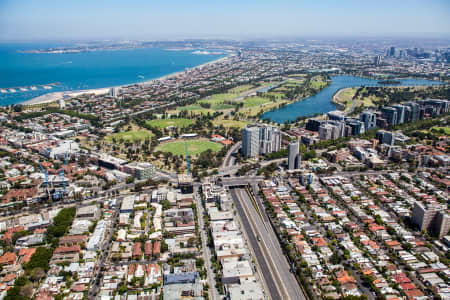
<box><xmin>22</xmin><ymin>54</ymin><xmax>232</xmax><ymax>106</ymax></box>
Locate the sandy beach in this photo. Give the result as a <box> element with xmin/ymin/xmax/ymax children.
<box><xmin>22</xmin><ymin>54</ymin><xmax>232</xmax><ymax>106</ymax></box>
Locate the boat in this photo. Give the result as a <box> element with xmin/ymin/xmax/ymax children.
<box><xmin>9</xmin><ymin>89</ymin><xmax>16</xmax><ymax>93</ymax></box>
<box><xmin>43</xmin><ymin>86</ymin><xmax>52</xmax><ymax>89</ymax></box>
<box><xmin>30</xmin><ymin>86</ymin><xmax>37</xmax><ymax>90</ymax></box>
<box><xmin>20</xmin><ymin>88</ymin><xmax>28</xmax><ymax>91</ymax></box>
<box><xmin>0</xmin><ymin>89</ymin><xmax>7</xmax><ymax>93</ymax></box>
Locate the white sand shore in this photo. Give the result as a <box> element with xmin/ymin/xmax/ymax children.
<box><xmin>22</xmin><ymin>54</ymin><xmax>232</xmax><ymax>106</ymax></box>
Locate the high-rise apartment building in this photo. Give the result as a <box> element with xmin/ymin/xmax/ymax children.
<box><xmin>288</xmin><ymin>141</ymin><xmax>301</xmax><ymax>170</ymax></box>
<box><xmin>381</xmin><ymin>107</ymin><xmax>398</xmax><ymax>126</ymax></box>
<box><xmin>360</xmin><ymin>110</ymin><xmax>377</xmax><ymax>131</ymax></box>
<box><xmin>241</xmin><ymin>124</ymin><xmax>281</xmax><ymax>157</ymax></box>
<box><xmin>241</xmin><ymin>126</ymin><xmax>260</xmax><ymax>157</ymax></box>
<box><xmin>392</xmin><ymin>104</ymin><xmax>406</xmax><ymax>124</ymax></box>
<box><xmin>412</xmin><ymin>201</ymin><xmax>450</xmax><ymax>239</ymax></box>
<box><xmin>259</xmin><ymin>124</ymin><xmax>281</xmax><ymax>155</ymax></box>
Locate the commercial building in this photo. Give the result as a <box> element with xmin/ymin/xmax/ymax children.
<box><xmin>40</xmin><ymin>141</ymin><xmax>80</xmax><ymax>160</ymax></box>
<box><xmin>178</xmin><ymin>174</ymin><xmax>193</xmax><ymax>194</ymax></box>
<box><xmin>120</xmin><ymin>196</ymin><xmax>135</xmax><ymax>213</ymax></box>
<box><xmin>306</xmin><ymin>118</ymin><xmax>324</xmax><ymax>132</ymax></box>
<box><xmin>97</xmin><ymin>154</ymin><xmax>128</xmax><ymax>170</ymax></box>
<box><xmin>123</xmin><ymin>162</ymin><xmax>156</xmax><ymax>180</ymax></box>
<box><xmin>76</xmin><ymin>205</ymin><xmax>100</xmax><ymax>220</ymax></box>
<box><xmin>87</xmin><ymin>220</ymin><xmax>106</xmax><ymax>251</ymax></box>
<box><xmin>412</xmin><ymin>202</ymin><xmax>450</xmax><ymax>239</ymax></box>
<box><xmin>376</xmin><ymin>130</ymin><xmax>396</xmax><ymax>146</ymax></box>
<box><xmin>319</xmin><ymin>122</ymin><xmax>345</xmax><ymax>140</ymax></box>
<box><xmin>222</xmin><ymin>258</ymin><xmax>254</xmax><ymax>284</ymax></box>
<box><xmin>327</xmin><ymin>110</ymin><xmax>346</xmax><ymax>122</ymax></box>
<box><xmin>288</xmin><ymin>141</ymin><xmax>301</xmax><ymax>170</ymax></box>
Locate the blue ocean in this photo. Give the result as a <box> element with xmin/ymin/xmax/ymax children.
<box><xmin>0</xmin><ymin>43</ymin><xmax>226</xmax><ymax>106</ymax></box>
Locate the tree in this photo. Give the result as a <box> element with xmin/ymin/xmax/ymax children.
<box><xmin>126</xmin><ymin>176</ymin><xmax>135</xmax><ymax>184</ymax></box>
<box><xmin>161</xmin><ymin>200</ymin><xmax>171</xmax><ymax>210</ymax></box>
<box><xmin>20</xmin><ymin>284</ymin><xmax>34</xmax><ymax>299</ymax></box>
<box><xmin>303</xmin><ymin>150</ymin><xmax>316</xmax><ymax>161</ymax></box>
<box><xmin>31</xmin><ymin>267</ymin><xmax>45</xmax><ymax>282</ymax></box>
<box><xmin>24</xmin><ymin>247</ymin><xmax>53</xmax><ymax>272</ymax></box>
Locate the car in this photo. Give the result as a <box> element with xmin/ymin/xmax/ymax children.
<box><xmin>257</xmin><ymin>235</ymin><xmax>261</xmax><ymax>242</ymax></box>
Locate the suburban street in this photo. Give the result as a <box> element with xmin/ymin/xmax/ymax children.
<box><xmin>194</xmin><ymin>185</ymin><xmax>220</xmax><ymax>300</ymax></box>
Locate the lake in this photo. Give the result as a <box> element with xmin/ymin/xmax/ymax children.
<box><xmin>261</xmin><ymin>75</ymin><xmax>444</xmax><ymax>123</ymax></box>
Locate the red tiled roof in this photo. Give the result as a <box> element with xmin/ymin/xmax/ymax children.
<box><xmin>54</xmin><ymin>245</ymin><xmax>81</xmax><ymax>254</ymax></box>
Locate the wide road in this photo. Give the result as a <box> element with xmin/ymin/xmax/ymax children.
<box><xmin>230</xmin><ymin>188</ymin><xmax>281</xmax><ymax>300</ymax></box>
<box><xmin>231</xmin><ymin>188</ymin><xmax>306</xmax><ymax>300</ymax></box>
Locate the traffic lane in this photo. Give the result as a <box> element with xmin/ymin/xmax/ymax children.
<box><xmin>230</xmin><ymin>189</ymin><xmax>281</xmax><ymax>300</ymax></box>
<box><xmin>238</xmin><ymin>188</ymin><xmax>305</xmax><ymax>300</ymax></box>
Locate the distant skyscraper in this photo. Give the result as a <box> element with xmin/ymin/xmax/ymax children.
<box><xmin>288</xmin><ymin>141</ymin><xmax>301</xmax><ymax>170</ymax></box>
<box><xmin>241</xmin><ymin>124</ymin><xmax>281</xmax><ymax>157</ymax></box>
<box><xmin>389</xmin><ymin>46</ymin><xmax>396</xmax><ymax>57</ymax></box>
<box><xmin>58</xmin><ymin>98</ymin><xmax>66</xmax><ymax>109</ymax></box>
<box><xmin>373</xmin><ymin>55</ymin><xmax>382</xmax><ymax>65</ymax></box>
<box><xmin>110</xmin><ymin>87</ymin><xmax>119</xmax><ymax>98</ymax></box>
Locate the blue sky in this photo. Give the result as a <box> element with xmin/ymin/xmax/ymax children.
<box><xmin>1</xmin><ymin>0</ymin><xmax>449</xmax><ymax>41</ymax></box>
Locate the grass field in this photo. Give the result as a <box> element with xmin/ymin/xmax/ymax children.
<box><xmin>212</xmin><ymin>104</ymin><xmax>235</xmax><ymax>110</ymax></box>
<box><xmin>431</xmin><ymin>126</ymin><xmax>450</xmax><ymax>135</ymax></box>
<box><xmin>178</xmin><ymin>104</ymin><xmax>208</xmax><ymax>111</ymax></box>
<box><xmin>146</xmin><ymin>118</ymin><xmax>194</xmax><ymax>128</ymax></box>
<box><xmin>239</xmin><ymin>99</ymin><xmax>290</xmax><ymax>117</ymax></box>
<box><xmin>241</xmin><ymin>96</ymin><xmax>271</xmax><ymax>108</ymax></box>
<box><xmin>333</xmin><ymin>87</ymin><xmax>376</xmax><ymax>112</ymax></box>
<box><xmin>107</xmin><ymin>129</ymin><xmax>153</xmax><ymax>142</ymax></box>
<box><xmin>213</xmin><ymin>118</ymin><xmax>249</xmax><ymax>128</ymax></box>
<box><xmin>155</xmin><ymin>139</ymin><xmax>222</xmax><ymax>156</ymax></box>
<box><xmin>198</xmin><ymin>93</ymin><xmax>236</xmax><ymax>104</ymax></box>
<box><xmin>310</xmin><ymin>79</ymin><xmax>328</xmax><ymax>89</ymax></box>
<box><xmin>229</xmin><ymin>84</ymin><xmax>254</xmax><ymax>93</ymax></box>
<box><xmin>175</xmin><ymin>104</ymin><xmax>213</xmax><ymax>115</ymax></box>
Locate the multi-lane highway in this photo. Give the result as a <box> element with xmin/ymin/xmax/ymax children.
<box><xmin>230</xmin><ymin>188</ymin><xmax>306</xmax><ymax>300</ymax></box>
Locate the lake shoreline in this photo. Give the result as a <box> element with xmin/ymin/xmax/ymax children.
<box><xmin>261</xmin><ymin>75</ymin><xmax>444</xmax><ymax>124</ymax></box>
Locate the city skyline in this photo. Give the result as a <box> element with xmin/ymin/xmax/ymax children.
<box><xmin>1</xmin><ymin>0</ymin><xmax>450</xmax><ymax>41</ymax></box>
